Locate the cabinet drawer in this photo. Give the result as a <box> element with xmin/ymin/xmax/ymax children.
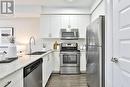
<box><xmin>0</xmin><ymin>69</ymin><xmax>23</xmax><ymax>87</ymax></box>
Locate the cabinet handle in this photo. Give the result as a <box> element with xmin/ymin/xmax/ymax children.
<box><xmin>4</xmin><ymin>81</ymin><xmax>12</xmax><ymax>87</ymax></box>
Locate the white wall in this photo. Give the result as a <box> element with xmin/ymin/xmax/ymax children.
<box><xmin>15</xmin><ymin>5</ymin><xmax>41</xmax><ymax>17</ymax></box>
<box><xmin>91</xmin><ymin>0</ymin><xmax>105</xmax><ymax>22</ymax></box>
<box><xmin>105</xmin><ymin>0</ymin><xmax>113</xmax><ymax>87</ymax></box>
<box><xmin>0</xmin><ymin>18</ymin><xmax>40</xmax><ymax>45</ymax></box>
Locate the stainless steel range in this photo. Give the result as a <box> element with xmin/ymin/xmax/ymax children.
<box><xmin>60</xmin><ymin>43</ymin><xmax>80</xmax><ymax>74</ymax></box>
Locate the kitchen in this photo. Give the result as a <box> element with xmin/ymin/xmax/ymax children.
<box><xmin>0</xmin><ymin>0</ymin><xmax>130</xmax><ymax>87</ymax></box>
<box><xmin>0</xmin><ymin>0</ymin><xmax>104</xmax><ymax>87</ymax></box>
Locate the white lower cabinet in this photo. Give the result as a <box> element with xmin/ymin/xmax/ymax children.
<box><xmin>0</xmin><ymin>69</ymin><xmax>23</xmax><ymax>87</ymax></box>
<box><xmin>42</xmin><ymin>52</ymin><xmax>54</xmax><ymax>87</ymax></box>
<box><xmin>53</xmin><ymin>51</ymin><xmax>60</xmax><ymax>73</ymax></box>
<box><xmin>80</xmin><ymin>51</ymin><xmax>86</xmax><ymax>73</ymax></box>
<box><xmin>42</xmin><ymin>56</ymin><xmax>48</xmax><ymax>87</ymax></box>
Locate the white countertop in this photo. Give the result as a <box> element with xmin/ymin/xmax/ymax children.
<box><xmin>0</xmin><ymin>50</ymin><xmax>53</xmax><ymax>80</ymax></box>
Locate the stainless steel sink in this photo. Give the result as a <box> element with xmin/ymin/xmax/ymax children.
<box><xmin>27</xmin><ymin>51</ymin><xmax>46</xmax><ymax>55</ymax></box>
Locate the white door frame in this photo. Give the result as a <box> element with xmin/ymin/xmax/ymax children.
<box><xmin>105</xmin><ymin>0</ymin><xmax>113</xmax><ymax>87</ymax></box>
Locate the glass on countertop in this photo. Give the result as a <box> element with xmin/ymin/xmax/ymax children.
<box><xmin>0</xmin><ymin>51</ymin><xmax>7</xmax><ymax>61</ymax></box>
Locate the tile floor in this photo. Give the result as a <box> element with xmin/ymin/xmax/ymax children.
<box><xmin>46</xmin><ymin>74</ymin><xmax>88</xmax><ymax>87</ymax></box>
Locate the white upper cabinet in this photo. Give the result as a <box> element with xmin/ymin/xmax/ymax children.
<box><xmin>40</xmin><ymin>15</ymin><xmax>51</xmax><ymax>38</ymax></box>
<box><xmin>50</xmin><ymin>15</ymin><xmax>61</xmax><ymax>38</ymax></box>
<box><xmin>69</xmin><ymin>15</ymin><xmax>79</xmax><ymax>28</ymax></box>
<box><xmin>61</xmin><ymin>15</ymin><xmax>78</xmax><ymax>29</ymax></box>
<box><xmin>61</xmin><ymin>15</ymin><xmax>70</xmax><ymax>28</ymax></box>
<box><xmin>40</xmin><ymin>15</ymin><xmax>61</xmax><ymax>38</ymax></box>
<box><xmin>78</xmin><ymin>15</ymin><xmax>90</xmax><ymax>38</ymax></box>
<box><xmin>40</xmin><ymin>15</ymin><xmax>90</xmax><ymax>38</ymax></box>
<box><xmin>61</xmin><ymin>15</ymin><xmax>90</xmax><ymax>38</ymax></box>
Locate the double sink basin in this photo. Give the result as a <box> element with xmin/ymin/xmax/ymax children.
<box><xmin>27</xmin><ymin>51</ymin><xmax>47</xmax><ymax>55</ymax></box>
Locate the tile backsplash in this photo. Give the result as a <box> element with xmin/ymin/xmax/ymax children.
<box><xmin>38</xmin><ymin>38</ymin><xmax>86</xmax><ymax>50</ymax></box>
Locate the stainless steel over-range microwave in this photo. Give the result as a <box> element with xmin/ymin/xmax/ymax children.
<box><xmin>60</xmin><ymin>29</ymin><xmax>79</xmax><ymax>40</ymax></box>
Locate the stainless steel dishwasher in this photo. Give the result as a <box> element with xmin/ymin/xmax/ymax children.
<box><xmin>24</xmin><ymin>58</ymin><xmax>42</xmax><ymax>87</ymax></box>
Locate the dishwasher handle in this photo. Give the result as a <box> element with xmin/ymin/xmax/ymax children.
<box><xmin>24</xmin><ymin>58</ymin><xmax>43</xmax><ymax>77</ymax></box>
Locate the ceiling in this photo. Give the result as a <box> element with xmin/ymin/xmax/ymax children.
<box><xmin>42</xmin><ymin>0</ymin><xmax>98</xmax><ymax>8</ymax></box>
<box><xmin>16</xmin><ymin>0</ymin><xmax>42</xmax><ymax>5</ymax></box>
<box><xmin>16</xmin><ymin>0</ymin><xmax>99</xmax><ymax>9</ymax></box>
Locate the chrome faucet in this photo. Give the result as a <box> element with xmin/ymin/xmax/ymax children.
<box><xmin>29</xmin><ymin>36</ymin><xmax>36</xmax><ymax>54</ymax></box>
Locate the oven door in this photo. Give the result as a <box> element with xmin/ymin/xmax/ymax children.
<box><xmin>60</xmin><ymin>52</ymin><xmax>80</xmax><ymax>67</ymax></box>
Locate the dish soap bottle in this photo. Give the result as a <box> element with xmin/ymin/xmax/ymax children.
<box><xmin>53</xmin><ymin>41</ymin><xmax>58</xmax><ymax>50</ymax></box>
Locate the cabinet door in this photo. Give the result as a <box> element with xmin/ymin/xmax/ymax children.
<box><xmin>53</xmin><ymin>52</ymin><xmax>60</xmax><ymax>72</ymax></box>
<box><xmin>50</xmin><ymin>15</ymin><xmax>61</xmax><ymax>38</ymax></box>
<box><xmin>61</xmin><ymin>15</ymin><xmax>69</xmax><ymax>28</ymax></box>
<box><xmin>40</xmin><ymin>15</ymin><xmax>51</xmax><ymax>38</ymax></box>
<box><xmin>70</xmin><ymin>15</ymin><xmax>79</xmax><ymax>28</ymax></box>
<box><xmin>42</xmin><ymin>56</ymin><xmax>48</xmax><ymax>87</ymax></box>
<box><xmin>0</xmin><ymin>69</ymin><xmax>23</xmax><ymax>87</ymax></box>
<box><xmin>78</xmin><ymin>15</ymin><xmax>90</xmax><ymax>38</ymax></box>
<box><xmin>49</xmin><ymin>52</ymin><xmax>54</xmax><ymax>74</ymax></box>
<box><xmin>42</xmin><ymin>53</ymin><xmax>54</xmax><ymax>87</ymax></box>
<box><xmin>47</xmin><ymin>54</ymin><xmax>51</xmax><ymax>78</ymax></box>
<box><xmin>61</xmin><ymin>15</ymin><xmax>79</xmax><ymax>29</ymax></box>
<box><xmin>80</xmin><ymin>51</ymin><xmax>86</xmax><ymax>72</ymax></box>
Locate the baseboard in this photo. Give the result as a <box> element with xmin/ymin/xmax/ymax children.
<box><xmin>52</xmin><ymin>71</ymin><xmax>60</xmax><ymax>74</ymax></box>
<box><xmin>53</xmin><ymin>71</ymin><xmax>86</xmax><ymax>74</ymax></box>
<box><xmin>52</xmin><ymin>71</ymin><xmax>86</xmax><ymax>74</ymax></box>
